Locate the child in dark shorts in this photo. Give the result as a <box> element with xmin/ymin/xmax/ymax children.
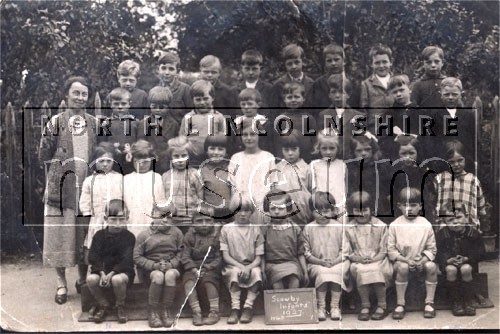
<box><xmin>181</xmin><ymin>212</ymin><xmax>222</xmax><ymax>326</ymax></box>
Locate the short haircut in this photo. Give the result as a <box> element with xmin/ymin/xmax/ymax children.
<box><xmin>279</xmin><ymin>129</ymin><xmax>302</xmax><ymax>149</ymax></box>
<box><xmin>239</xmin><ymin>88</ymin><xmax>262</xmax><ymax>103</ymax></box>
<box><xmin>313</xmin><ymin>131</ymin><xmax>340</xmax><ymax>155</ymax></box>
<box><xmin>64</xmin><ymin>76</ymin><xmax>90</xmax><ymax>96</ymax></box>
<box><xmin>263</xmin><ymin>189</ymin><xmax>294</xmax><ymax>213</ymax></box>
<box><xmin>398</xmin><ymin>187</ymin><xmax>421</xmax><ymax>204</ymax></box>
<box><xmin>148</xmin><ymin>86</ymin><xmax>173</xmax><ymax>105</ymax></box>
<box><xmin>204</xmin><ymin>134</ymin><xmax>228</xmax><ymax>152</ymax></box>
<box><xmin>309</xmin><ymin>191</ymin><xmax>336</xmax><ymax>212</ymax></box>
<box><xmin>323</xmin><ymin>44</ymin><xmax>344</xmax><ymax>58</ymax></box>
<box><xmin>105</xmin><ymin>199</ymin><xmax>129</xmax><ymax>217</ymax></box>
<box><xmin>327</xmin><ymin>74</ymin><xmax>352</xmax><ymax>95</ymax></box>
<box><xmin>395</xmin><ymin>134</ymin><xmax>420</xmax><ymax>151</ymax></box>
<box><xmin>158</xmin><ymin>51</ymin><xmax>181</xmax><ymax>69</ymax></box>
<box><xmin>117</xmin><ymin>60</ymin><xmax>141</xmax><ymax>77</ymax></box>
<box><xmin>190</xmin><ymin>80</ymin><xmax>215</xmax><ymax>98</ymax></box>
<box><xmin>199</xmin><ymin>55</ymin><xmax>221</xmax><ymax>69</ymax></box>
<box><xmin>440</xmin><ymin>77</ymin><xmax>462</xmax><ymax>91</ymax></box>
<box><xmin>282</xmin><ymin>82</ymin><xmax>305</xmax><ymax>97</ymax></box>
<box><xmin>388</xmin><ymin>74</ymin><xmax>410</xmax><ymax>91</ymax></box>
<box><xmin>421</xmin><ymin>46</ymin><xmax>444</xmax><ymax>61</ymax></box>
<box><xmin>348</xmin><ymin>191</ymin><xmax>373</xmax><ymax>212</ymax></box>
<box><xmin>350</xmin><ymin>135</ymin><xmax>380</xmax><ymax>156</ymax></box>
<box><xmin>166</xmin><ymin>136</ymin><xmax>192</xmax><ymax>158</ymax></box>
<box><xmin>131</xmin><ymin>139</ymin><xmax>155</xmax><ymax>159</ymax></box>
<box><xmin>281</xmin><ymin>43</ymin><xmax>304</xmax><ymax>60</ymax></box>
<box><xmin>108</xmin><ymin>87</ymin><xmax>131</xmax><ymax>102</ymax></box>
<box><xmin>444</xmin><ymin>139</ymin><xmax>467</xmax><ymax>161</ymax></box>
<box><xmin>368</xmin><ymin>44</ymin><xmax>393</xmax><ymax>62</ymax></box>
<box><xmin>229</xmin><ymin>193</ymin><xmax>255</xmax><ymax>213</ymax></box>
<box><xmin>241</xmin><ymin>49</ymin><xmax>263</xmax><ymax>66</ymax></box>
<box><xmin>92</xmin><ymin>142</ymin><xmax>116</xmax><ymax>161</ymax></box>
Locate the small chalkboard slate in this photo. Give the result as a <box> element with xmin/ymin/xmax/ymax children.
<box><xmin>264</xmin><ymin>288</ymin><xmax>318</xmax><ymax>325</ymax></box>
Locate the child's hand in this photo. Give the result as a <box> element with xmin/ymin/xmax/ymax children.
<box><xmin>454</xmin><ymin>255</ymin><xmax>463</xmax><ymax>266</ymax></box>
<box><xmin>100</xmin><ymin>272</ymin><xmax>114</xmax><ymax>288</ymax></box>
<box><xmin>408</xmin><ymin>260</ymin><xmax>417</xmax><ymax>271</ymax></box>
<box><xmin>323</xmin><ymin>259</ymin><xmax>334</xmax><ymax>268</ymax></box>
<box><xmin>199</xmin><ymin>268</ymin><xmax>206</xmax><ymax>277</ymax></box>
<box><xmin>349</xmin><ymin>255</ymin><xmax>363</xmax><ymax>263</ymax></box>
<box><xmin>238</xmin><ymin>267</ymin><xmax>251</xmax><ymax>283</ymax></box>
<box><xmin>362</xmin><ymin>257</ymin><xmax>372</xmax><ymax>264</ymax></box>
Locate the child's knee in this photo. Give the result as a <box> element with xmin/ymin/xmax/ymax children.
<box><xmin>424</xmin><ymin>261</ymin><xmax>437</xmax><ymax>274</ymax></box>
<box><xmin>396</xmin><ymin>262</ymin><xmax>409</xmax><ymax>274</ymax></box>
<box><xmin>164</xmin><ymin>269</ymin><xmax>178</xmax><ymax>285</ymax></box>
<box><xmin>150</xmin><ymin>270</ymin><xmax>165</xmax><ymax>285</ymax></box>
<box><xmin>445</xmin><ymin>265</ymin><xmax>458</xmax><ymax>280</ymax></box>
<box><xmin>111</xmin><ymin>274</ymin><xmax>128</xmax><ymax>286</ymax></box>
<box><xmin>87</xmin><ymin>274</ymin><xmax>100</xmax><ymax>286</ymax></box>
<box><xmin>460</xmin><ymin>264</ymin><xmax>473</xmax><ymax>277</ymax></box>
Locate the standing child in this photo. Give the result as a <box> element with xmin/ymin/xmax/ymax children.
<box><xmin>199</xmin><ymin>135</ymin><xmax>233</xmax><ymax>223</ymax></box>
<box><xmin>80</xmin><ymin>142</ymin><xmax>124</xmax><ymax>257</ymax></box>
<box><xmin>134</xmin><ymin>211</ymin><xmax>184</xmax><ymax>328</ymax></box>
<box><xmin>87</xmin><ymin>199</ymin><xmax>136</xmax><ymax>324</ymax></box>
<box><xmin>137</xmin><ymin>86</ymin><xmax>174</xmax><ymax>174</ymax></box>
<box><xmin>271</xmin><ymin>43</ymin><xmax>314</xmax><ymax>109</ymax></box>
<box><xmin>274</xmin><ymin>82</ymin><xmax>317</xmax><ymax>161</ymax></box>
<box><xmin>235</xmin><ymin>49</ymin><xmax>273</xmax><ymax>109</ymax></box>
<box><xmin>123</xmin><ymin>140</ymin><xmax>166</xmax><ymax>238</ymax></box>
<box><xmin>228</xmin><ymin>123</ymin><xmax>276</xmax><ymax>226</ymax></box>
<box><xmin>274</xmin><ymin>130</ymin><xmax>313</xmax><ymax>227</ymax></box>
<box><xmin>181</xmin><ymin>213</ymin><xmax>222</xmax><ymax>326</ymax></box>
<box><xmin>261</xmin><ymin>190</ymin><xmax>309</xmax><ymax>289</ymax></box>
<box><xmin>303</xmin><ymin>191</ymin><xmax>352</xmax><ymax>321</ymax></box>
<box><xmin>410</xmin><ymin>46</ymin><xmax>446</xmax><ymax>109</ymax></box>
<box><xmin>161</xmin><ymin>136</ymin><xmax>203</xmax><ymax>233</ymax></box>
<box><xmin>317</xmin><ymin>74</ymin><xmax>364</xmax><ymax>159</ymax></box>
<box><xmin>434</xmin><ymin>140</ymin><xmax>488</xmax><ymax>231</ymax></box>
<box><xmin>436</xmin><ymin>202</ymin><xmax>485</xmax><ymax>317</ymax></box>
<box><xmin>113</xmin><ymin>60</ymin><xmax>148</xmax><ymax>120</ymax></box>
<box><xmin>345</xmin><ymin>191</ymin><xmax>393</xmax><ymax>321</ymax></box>
<box><xmin>308</xmin><ymin>132</ymin><xmax>347</xmax><ymax>223</ymax></box>
<box><xmin>388</xmin><ymin>187</ymin><xmax>438</xmax><ymax>320</ymax></box>
<box><xmin>220</xmin><ymin>195</ymin><xmax>265</xmax><ymax>324</ymax></box>
<box><xmin>179</xmin><ymin>79</ymin><xmax>226</xmax><ymax>167</ymax></box>
<box><xmin>360</xmin><ymin>44</ymin><xmax>394</xmax><ymax>130</ymax></box>
<box><xmin>101</xmin><ymin>87</ymin><xmax>138</xmax><ymax>174</ymax></box>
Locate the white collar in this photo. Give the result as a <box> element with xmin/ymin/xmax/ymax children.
<box><xmin>245</xmin><ymin>80</ymin><xmax>258</xmax><ymax>89</ymax></box>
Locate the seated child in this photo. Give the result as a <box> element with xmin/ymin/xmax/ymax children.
<box><xmin>199</xmin><ymin>135</ymin><xmax>233</xmax><ymax>224</ymax></box>
<box><xmin>161</xmin><ymin>136</ymin><xmax>203</xmax><ymax>232</ymax></box>
<box><xmin>271</xmin><ymin>43</ymin><xmax>314</xmax><ymax>109</ymax></box>
<box><xmin>181</xmin><ymin>212</ymin><xmax>222</xmax><ymax>326</ymax></box>
<box><xmin>87</xmin><ymin>199</ymin><xmax>136</xmax><ymax>324</ymax></box>
<box><xmin>113</xmin><ymin>59</ymin><xmax>148</xmax><ymax>120</ymax></box>
<box><xmin>179</xmin><ymin>79</ymin><xmax>226</xmax><ymax>166</ymax></box>
<box><xmin>101</xmin><ymin>87</ymin><xmax>138</xmax><ymax>174</ymax></box>
<box><xmin>436</xmin><ymin>202</ymin><xmax>485</xmax><ymax>317</ymax></box>
<box><xmin>274</xmin><ymin>82</ymin><xmax>317</xmax><ymax>162</ymax></box>
<box><xmin>360</xmin><ymin>44</ymin><xmax>394</xmax><ymax>130</ymax></box>
<box><xmin>410</xmin><ymin>46</ymin><xmax>446</xmax><ymax>109</ymax></box>
<box><xmin>274</xmin><ymin>130</ymin><xmax>313</xmax><ymax>227</ymax></box>
<box><xmin>156</xmin><ymin>51</ymin><xmax>193</xmax><ymax>118</ymax></box>
<box><xmin>303</xmin><ymin>191</ymin><xmax>352</xmax><ymax>321</ymax></box>
<box><xmin>235</xmin><ymin>49</ymin><xmax>273</xmax><ymax>109</ymax></box>
<box><xmin>388</xmin><ymin>187</ymin><xmax>438</xmax><ymax>320</ymax></box>
<box><xmin>220</xmin><ymin>194</ymin><xmax>264</xmax><ymax>325</ymax></box>
<box><xmin>133</xmin><ymin>210</ymin><xmax>184</xmax><ymax>328</ymax></box>
<box><xmin>138</xmin><ymin>86</ymin><xmax>174</xmax><ymax>174</ymax></box>
<box><xmin>317</xmin><ymin>74</ymin><xmax>364</xmax><ymax>159</ymax></box>
<box><xmin>261</xmin><ymin>190</ymin><xmax>309</xmax><ymax>289</ymax></box>
<box><xmin>434</xmin><ymin>140</ymin><xmax>488</xmax><ymax>231</ymax></box>
<box><xmin>199</xmin><ymin>55</ymin><xmax>238</xmax><ymax>117</ymax></box>
<box><xmin>345</xmin><ymin>191</ymin><xmax>393</xmax><ymax>321</ymax></box>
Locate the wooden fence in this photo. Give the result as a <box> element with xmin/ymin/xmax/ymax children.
<box><xmin>0</xmin><ymin>94</ymin><xmax>499</xmax><ymax>254</ymax></box>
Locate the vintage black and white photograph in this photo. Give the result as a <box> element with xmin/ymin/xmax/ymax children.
<box><xmin>1</xmin><ymin>0</ymin><xmax>499</xmax><ymax>331</ymax></box>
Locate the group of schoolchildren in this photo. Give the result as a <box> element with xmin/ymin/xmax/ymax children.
<box><xmin>80</xmin><ymin>42</ymin><xmax>489</xmax><ymax>327</ymax></box>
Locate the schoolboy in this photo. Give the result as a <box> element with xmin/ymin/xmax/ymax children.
<box><xmin>179</xmin><ymin>80</ymin><xmax>226</xmax><ymax>165</ymax></box>
<box><xmin>101</xmin><ymin>87</ymin><xmax>138</xmax><ymax>174</ymax></box>
<box><xmin>436</xmin><ymin>202</ymin><xmax>485</xmax><ymax>317</ymax></box>
<box><xmin>137</xmin><ymin>86</ymin><xmax>174</xmax><ymax>173</ymax></box>
<box><xmin>199</xmin><ymin>55</ymin><xmax>238</xmax><ymax>117</ymax></box>
<box><xmin>156</xmin><ymin>51</ymin><xmax>193</xmax><ymax>122</ymax></box>
<box><xmin>360</xmin><ymin>44</ymin><xmax>394</xmax><ymax>130</ymax></box>
<box><xmin>87</xmin><ymin>199</ymin><xmax>136</xmax><ymax>324</ymax></box>
<box><xmin>114</xmin><ymin>60</ymin><xmax>148</xmax><ymax>120</ymax></box>
<box><xmin>410</xmin><ymin>46</ymin><xmax>447</xmax><ymax>109</ymax></box>
<box><xmin>317</xmin><ymin>74</ymin><xmax>363</xmax><ymax>159</ymax></box>
<box><xmin>235</xmin><ymin>50</ymin><xmax>273</xmax><ymax>109</ymax></box>
<box><xmin>271</xmin><ymin>43</ymin><xmax>314</xmax><ymax>109</ymax></box>
<box><xmin>312</xmin><ymin>44</ymin><xmax>360</xmax><ymax>110</ymax></box>
<box><xmin>274</xmin><ymin>82</ymin><xmax>316</xmax><ymax>162</ymax></box>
